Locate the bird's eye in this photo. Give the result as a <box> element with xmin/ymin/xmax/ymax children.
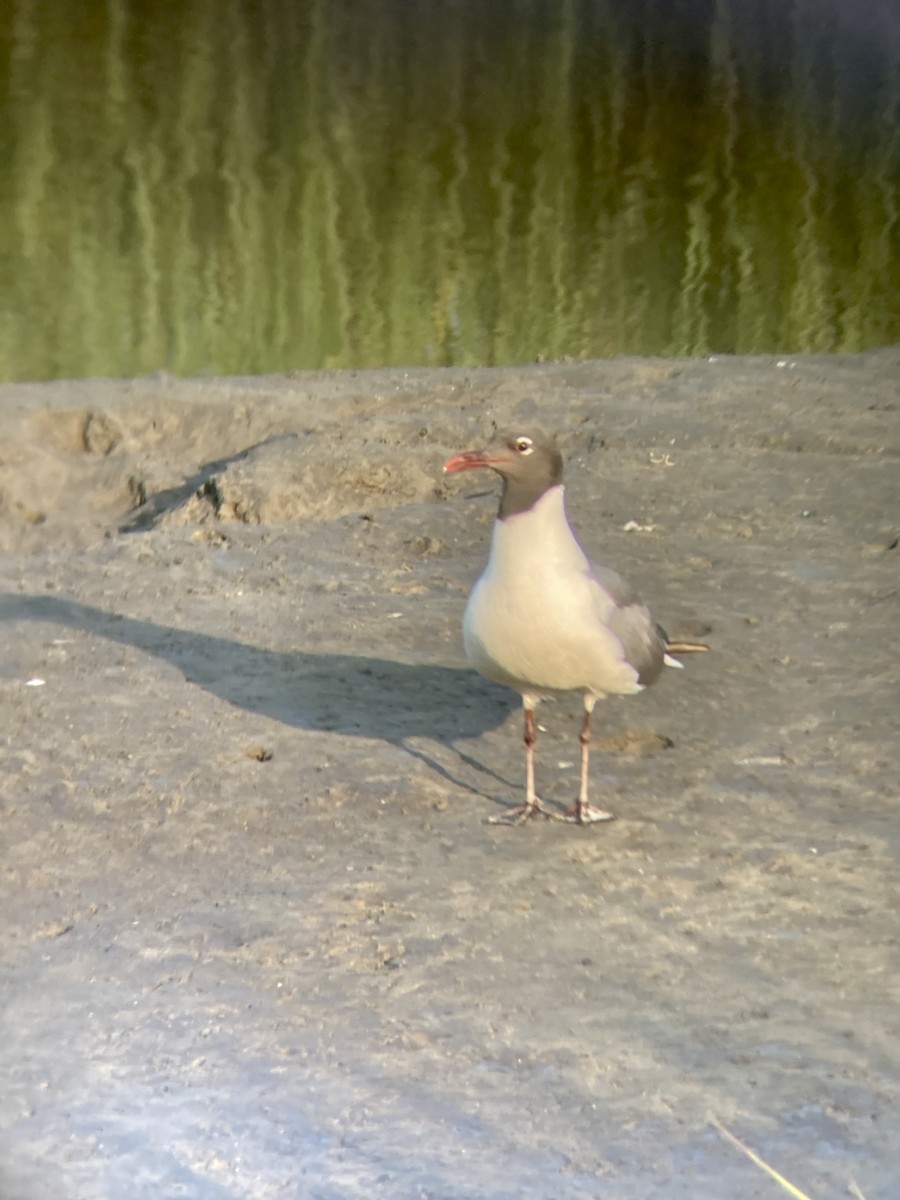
<box><xmin>514</xmin><ymin>436</ymin><xmax>534</xmax><ymax>455</ymax></box>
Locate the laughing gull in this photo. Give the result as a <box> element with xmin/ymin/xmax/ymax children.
<box><xmin>443</xmin><ymin>428</ymin><xmax>704</xmax><ymax>825</ymax></box>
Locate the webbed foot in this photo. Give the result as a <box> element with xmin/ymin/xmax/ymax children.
<box><xmin>558</xmin><ymin>802</ymin><xmax>616</xmax><ymax>825</ymax></box>
<box><xmin>485</xmin><ymin>796</ymin><xmax>556</xmax><ymax>825</ymax></box>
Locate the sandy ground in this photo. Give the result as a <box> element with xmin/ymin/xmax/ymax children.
<box><xmin>0</xmin><ymin>351</ymin><xmax>898</xmax><ymax>1199</ymax></box>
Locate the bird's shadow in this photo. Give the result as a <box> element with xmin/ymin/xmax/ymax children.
<box><xmin>0</xmin><ymin>592</ymin><xmax>517</xmax><ymax>798</ymax></box>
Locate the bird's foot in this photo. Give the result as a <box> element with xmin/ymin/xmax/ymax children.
<box><xmin>485</xmin><ymin>796</ymin><xmax>556</xmax><ymax>825</ymax></box>
<box><xmin>558</xmin><ymin>802</ymin><xmax>617</xmax><ymax>825</ymax></box>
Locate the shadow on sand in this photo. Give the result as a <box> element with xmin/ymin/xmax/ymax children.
<box><xmin>1</xmin><ymin>592</ymin><xmax>518</xmax><ymax>799</ymax></box>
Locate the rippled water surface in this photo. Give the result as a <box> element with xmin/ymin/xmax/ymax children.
<box><xmin>1</xmin><ymin>0</ymin><xmax>897</xmax><ymax>380</ymax></box>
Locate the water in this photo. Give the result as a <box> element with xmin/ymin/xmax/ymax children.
<box><xmin>0</xmin><ymin>0</ymin><xmax>897</xmax><ymax>381</ymax></box>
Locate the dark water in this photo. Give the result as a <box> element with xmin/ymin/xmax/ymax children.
<box><xmin>0</xmin><ymin>0</ymin><xmax>897</xmax><ymax>382</ymax></box>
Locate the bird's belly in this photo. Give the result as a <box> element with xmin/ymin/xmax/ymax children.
<box><xmin>462</xmin><ymin>575</ymin><xmax>640</xmax><ymax>696</ymax></box>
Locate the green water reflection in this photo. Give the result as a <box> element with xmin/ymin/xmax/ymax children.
<box><xmin>1</xmin><ymin>0</ymin><xmax>897</xmax><ymax>381</ymax></box>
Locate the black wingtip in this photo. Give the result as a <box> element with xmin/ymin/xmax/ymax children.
<box><xmin>665</xmin><ymin>640</ymin><xmax>711</xmax><ymax>654</ymax></box>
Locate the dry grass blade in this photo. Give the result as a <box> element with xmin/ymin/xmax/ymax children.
<box><xmin>710</xmin><ymin>1116</ymin><xmax>813</xmax><ymax>1200</ymax></box>
<box><xmin>710</xmin><ymin>1117</ymin><xmax>870</xmax><ymax>1200</ymax></box>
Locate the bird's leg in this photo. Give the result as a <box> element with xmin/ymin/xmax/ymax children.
<box><xmin>560</xmin><ymin>695</ymin><xmax>615</xmax><ymax>825</ymax></box>
<box><xmin>486</xmin><ymin>697</ymin><xmax>555</xmax><ymax>824</ymax></box>
<box><xmin>524</xmin><ymin>704</ymin><xmax>539</xmax><ymax>808</ymax></box>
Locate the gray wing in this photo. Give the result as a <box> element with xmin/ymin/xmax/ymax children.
<box><xmin>590</xmin><ymin>564</ymin><xmax>666</xmax><ymax>687</ymax></box>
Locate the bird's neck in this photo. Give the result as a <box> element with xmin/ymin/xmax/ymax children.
<box><xmin>489</xmin><ymin>485</ymin><xmax>588</xmax><ymax>575</ymax></box>
<box><xmin>498</xmin><ymin>474</ymin><xmax>558</xmax><ymax>520</ymax></box>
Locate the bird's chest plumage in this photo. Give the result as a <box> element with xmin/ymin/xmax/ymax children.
<box><xmin>461</xmin><ymin>488</ymin><xmax>640</xmax><ymax>696</ymax></box>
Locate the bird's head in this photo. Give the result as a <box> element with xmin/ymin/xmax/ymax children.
<box><xmin>443</xmin><ymin>428</ymin><xmax>564</xmax><ymax>518</ymax></box>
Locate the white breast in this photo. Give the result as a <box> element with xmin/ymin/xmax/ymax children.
<box><xmin>462</xmin><ymin>486</ymin><xmax>642</xmax><ymax>698</ymax></box>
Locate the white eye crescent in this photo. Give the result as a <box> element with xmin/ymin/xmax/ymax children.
<box><xmin>515</xmin><ymin>436</ymin><xmax>534</xmax><ymax>455</ymax></box>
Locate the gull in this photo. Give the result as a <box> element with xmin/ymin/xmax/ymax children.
<box><xmin>443</xmin><ymin>428</ymin><xmax>705</xmax><ymax>825</ymax></box>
